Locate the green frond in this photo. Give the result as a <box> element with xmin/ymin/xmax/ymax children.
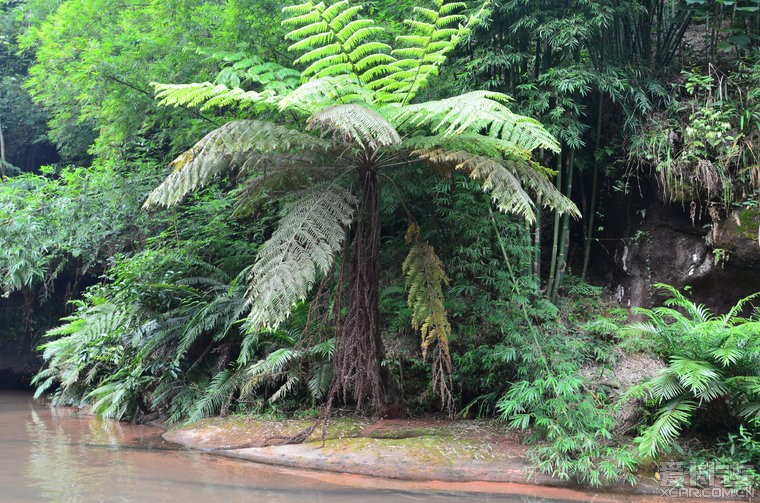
<box><xmin>329</xmin><ymin>5</ymin><xmax>362</xmax><ymax>29</ymax></box>
<box><xmin>724</xmin><ymin>291</ymin><xmax>760</xmax><ymax>322</ymax></box>
<box><xmin>307</xmin><ymin>104</ymin><xmax>401</xmax><ymax>150</ymax></box>
<box><xmin>188</xmin><ymin>366</ymin><xmax>247</xmax><ymax>422</ymax></box>
<box><xmin>279</xmin><ymin>76</ymin><xmax>376</xmax><ymax>115</ymax></box>
<box><xmin>144</xmin><ymin>121</ymin><xmax>328</xmax><ymax>208</ymax></box>
<box><xmin>415</xmin><ymin>149</ymin><xmax>579</xmax><ymax>224</ymax></box>
<box><xmin>336</xmin><ymin>19</ymin><xmax>375</xmax><ymax>43</ymax></box>
<box><xmin>295</xmin><ymin>43</ymin><xmax>344</xmax><ymax>66</ymax></box>
<box><xmin>637</xmin><ymin>399</ymin><xmax>696</xmax><ymax>459</ymax></box>
<box><xmin>307</xmin><ymin>361</ymin><xmax>333</xmax><ymax>399</ymax></box>
<box><xmin>245</xmin><ymin>183</ymin><xmax>357</xmax><ymax>330</ymax></box>
<box><xmin>404</xmin><ymin>132</ymin><xmax>506</xmax><ymax>158</ymax></box>
<box><xmin>711</xmin><ymin>345</ymin><xmax>744</xmax><ymax>367</ymax></box>
<box><xmin>282</xmin><ymin>0</ymin><xmax>389</xmax><ymax>84</ymax></box>
<box><xmin>152</xmin><ymin>82</ymin><xmax>269</xmax><ymax>112</ymax></box>
<box><xmin>282</xmin><ymin>1</ymin><xmax>326</xmax><ymax>17</ymax></box>
<box><xmin>345</xmin><ymin>30</ymin><xmax>387</xmax><ymax>54</ymax></box>
<box><xmin>391</xmin><ymin>91</ymin><xmax>560</xmax><ymax>154</ymax></box>
<box><xmin>372</xmin><ymin>0</ymin><xmax>468</xmax><ymax>103</ymax></box>
<box><xmin>269</xmin><ymin>374</ymin><xmax>301</xmax><ymax>403</ymax></box>
<box><xmin>402</xmin><ymin>223</ymin><xmax>451</xmax><ymax>361</ymax></box>
<box><xmin>648</xmin><ymin>369</ymin><xmax>684</xmax><ymax>402</ymax></box>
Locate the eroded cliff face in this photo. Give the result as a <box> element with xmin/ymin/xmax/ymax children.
<box><xmin>608</xmin><ymin>194</ymin><xmax>760</xmax><ymax>313</ymax></box>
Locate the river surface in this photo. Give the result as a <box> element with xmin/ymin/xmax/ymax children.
<box><xmin>0</xmin><ymin>391</ymin><xmax>600</xmax><ymax>503</ymax></box>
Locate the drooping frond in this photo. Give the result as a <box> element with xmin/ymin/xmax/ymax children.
<box><xmin>391</xmin><ymin>91</ymin><xmax>561</xmax><ymax>154</ymax></box>
<box><xmin>187</xmin><ymin>366</ymin><xmax>247</xmax><ymax>422</ymax></box>
<box><xmin>374</xmin><ymin>0</ymin><xmax>468</xmax><ymax>103</ymax></box>
<box><xmin>279</xmin><ymin>76</ymin><xmax>376</xmax><ymax>115</ymax></box>
<box><xmin>233</xmin><ymin>154</ymin><xmax>346</xmax><ymax>216</ymax></box>
<box><xmin>404</xmin><ymin>132</ymin><xmax>510</xmax><ymax>159</ymax></box>
<box><xmin>33</xmin><ymin>302</ymin><xmax>127</xmax><ymax>401</ymax></box>
<box><xmin>403</xmin><ymin>222</ymin><xmax>453</xmax><ymax>413</ymax></box>
<box><xmin>415</xmin><ymin>149</ymin><xmax>579</xmax><ymax>224</ymax></box>
<box><xmin>307</xmin><ymin>104</ymin><xmax>401</xmax><ymax>150</ymax></box>
<box><xmin>402</xmin><ymin>223</ymin><xmax>451</xmax><ymax>361</ymax></box>
<box><xmin>636</xmin><ymin>399</ymin><xmax>696</xmax><ymax>459</ymax></box>
<box><xmin>144</xmin><ymin>120</ymin><xmax>329</xmax><ymax>208</ymax></box>
<box><xmin>282</xmin><ymin>0</ymin><xmax>394</xmax><ymax>82</ymax></box>
<box><xmin>152</xmin><ymin>82</ymin><xmax>270</xmax><ymax>111</ymax></box>
<box><xmin>508</xmin><ymin>157</ymin><xmax>582</xmax><ymax>218</ymax></box>
<box><xmin>245</xmin><ymin>183</ymin><xmax>357</xmax><ymax>330</ymax></box>
<box><xmin>667</xmin><ymin>357</ymin><xmax>724</xmax><ymax>401</ymax></box>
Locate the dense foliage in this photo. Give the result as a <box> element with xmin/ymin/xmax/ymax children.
<box><xmin>1</xmin><ymin>0</ymin><xmax>759</xmax><ymax>490</ymax></box>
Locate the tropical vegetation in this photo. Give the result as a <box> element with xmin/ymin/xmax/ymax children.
<box><xmin>0</xmin><ymin>0</ymin><xmax>758</xmax><ymax>491</ymax></box>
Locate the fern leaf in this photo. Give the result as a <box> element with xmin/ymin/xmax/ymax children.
<box><xmin>245</xmin><ymin>183</ymin><xmax>357</xmax><ymax>330</ymax></box>
<box><xmin>307</xmin><ymin>361</ymin><xmax>333</xmax><ymax>399</ymax></box>
<box><xmin>152</xmin><ymin>82</ymin><xmax>270</xmax><ymax>112</ymax></box>
<box><xmin>392</xmin><ymin>91</ymin><xmax>561</xmax><ymax>154</ymax></box>
<box><xmin>371</xmin><ymin>0</ymin><xmax>468</xmax><ymax>103</ymax></box>
<box><xmin>307</xmin><ymin>104</ymin><xmax>401</xmax><ymax>150</ymax></box>
<box><xmin>144</xmin><ymin>121</ymin><xmax>328</xmax><ymax>208</ymax></box>
<box><xmin>637</xmin><ymin>399</ymin><xmax>696</xmax><ymax>459</ymax></box>
<box><xmin>283</xmin><ymin>0</ymin><xmax>390</xmax><ymax>84</ymax></box>
<box><xmin>415</xmin><ymin>149</ymin><xmax>579</xmax><ymax>224</ymax></box>
<box><xmin>188</xmin><ymin>366</ymin><xmax>246</xmax><ymax>422</ymax></box>
<box><xmin>279</xmin><ymin>76</ymin><xmax>376</xmax><ymax>115</ymax></box>
<box><xmin>402</xmin><ymin>223</ymin><xmax>451</xmax><ymax>361</ymax></box>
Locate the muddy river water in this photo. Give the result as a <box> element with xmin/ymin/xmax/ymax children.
<box><xmin>0</xmin><ymin>391</ymin><xmax>604</xmax><ymax>502</ymax></box>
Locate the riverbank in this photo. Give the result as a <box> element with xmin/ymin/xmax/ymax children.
<box><xmin>163</xmin><ymin>415</ymin><xmax>671</xmax><ymax>501</ymax></box>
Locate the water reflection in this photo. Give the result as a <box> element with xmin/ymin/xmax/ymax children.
<box><xmin>1</xmin><ymin>393</ymin><xmax>567</xmax><ymax>503</ymax></box>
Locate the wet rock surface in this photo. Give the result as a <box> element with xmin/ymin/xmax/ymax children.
<box><xmin>163</xmin><ymin>416</ymin><xmax>663</xmax><ymax>496</ymax></box>
<box><xmin>709</xmin><ymin>207</ymin><xmax>760</xmax><ymax>269</ymax></box>
<box><xmin>610</xmin><ymin>200</ymin><xmax>760</xmax><ymax>313</ymax></box>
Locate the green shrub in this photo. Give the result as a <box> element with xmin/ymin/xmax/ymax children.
<box><xmin>625</xmin><ymin>284</ymin><xmax>760</xmax><ymax>460</ymax></box>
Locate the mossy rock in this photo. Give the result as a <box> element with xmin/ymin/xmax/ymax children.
<box><xmin>710</xmin><ymin>207</ymin><xmax>760</xmax><ymax>269</ymax></box>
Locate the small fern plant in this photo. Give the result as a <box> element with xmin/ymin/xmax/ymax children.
<box><xmin>625</xmin><ymin>284</ymin><xmax>760</xmax><ymax>460</ymax></box>
<box><xmin>145</xmin><ymin>0</ymin><xmax>579</xmax><ymax>414</ymax></box>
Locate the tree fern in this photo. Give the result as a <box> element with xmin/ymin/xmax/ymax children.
<box><xmin>246</xmin><ymin>183</ymin><xmax>357</xmax><ymax>330</ymax></box>
<box><xmin>146</xmin><ymin>0</ymin><xmax>581</xmax><ymax>417</ymax></box>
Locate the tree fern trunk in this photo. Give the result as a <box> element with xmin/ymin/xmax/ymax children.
<box><xmin>333</xmin><ymin>161</ymin><xmax>385</xmax><ymax>412</ymax></box>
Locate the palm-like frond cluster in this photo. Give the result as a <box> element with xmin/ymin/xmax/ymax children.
<box><xmin>626</xmin><ymin>284</ymin><xmax>760</xmax><ymax>458</ymax></box>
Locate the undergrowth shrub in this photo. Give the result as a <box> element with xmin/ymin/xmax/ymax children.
<box><xmin>624</xmin><ymin>284</ymin><xmax>760</xmax><ymax>461</ymax></box>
